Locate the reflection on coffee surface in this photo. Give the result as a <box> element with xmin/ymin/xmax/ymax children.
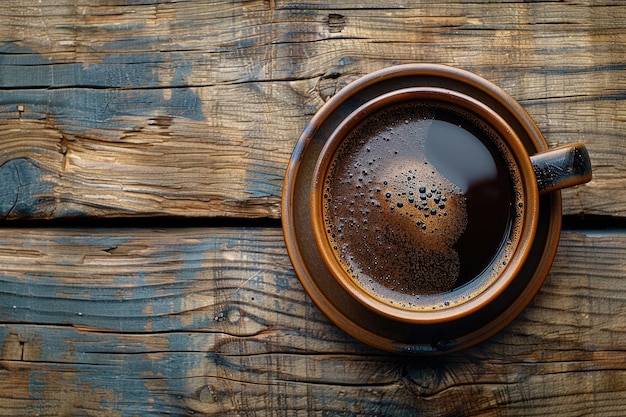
<box><xmin>323</xmin><ymin>102</ymin><xmax>522</xmax><ymax>308</ymax></box>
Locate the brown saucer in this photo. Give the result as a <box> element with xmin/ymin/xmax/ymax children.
<box><xmin>282</xmin><ymin>64</ymin><xmax>562</xmax><ymax>354</ymax></box>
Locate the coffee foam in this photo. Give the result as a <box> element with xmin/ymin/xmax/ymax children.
<box><xmin>322</xmin><ymin>102</ymin><xmax>524</xmax><ymax>310</ymax></box>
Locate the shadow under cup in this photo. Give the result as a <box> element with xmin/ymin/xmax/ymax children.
<box><xmin>311</xmin><ymin>87</ymin><xmax>539</xmax><ymax>324</ymax></box>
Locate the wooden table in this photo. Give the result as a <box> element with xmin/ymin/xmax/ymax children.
<box><xmin>1</xmin><ymin>1</ymin><xmax>625</xmax><ymax>415</ymax></box>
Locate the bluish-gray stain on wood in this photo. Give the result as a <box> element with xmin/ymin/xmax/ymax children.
<box><xmin>244</xmin><ymin>166</ymin><xmax>283</xmax><ymax>198</ymax></box>
<box><xmin>0</xmin><ymin>232</ymin><xmax>296</xmax><ymax>414</ymax></box>
<box><xmin>0</xmin><ymin>43</ymin><xmax>204</xmax><ymax>134</ymax></box>
<box><xmin>0</xmin><ymin>230</ymin><xmax>295</xmax><ymax>344</ymax></box>
<box><xmin>0</xmin><ymin>234</ymin><xmax>267</xmax><ymax>333</ymax></box>
<box><xmin>0</xmin><ymin>158</ymin><xmax>55</xmax><ymax>219</ymax></box>
<box><xmin>0</xmin><ymin>324</ymin><xmax>171</xmax><ymax>416</ymax></box>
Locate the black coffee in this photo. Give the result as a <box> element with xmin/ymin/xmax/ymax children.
<box><xmin>322</xmin><ymin>101</ymin><xmax>522</xmax><ymax>309</ymax></box>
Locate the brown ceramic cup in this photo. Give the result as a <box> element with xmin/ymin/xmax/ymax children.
<box><xmin>309</xmin><ymin>84</ymin><xmax>591</xmax><ymax>325</ymax></box>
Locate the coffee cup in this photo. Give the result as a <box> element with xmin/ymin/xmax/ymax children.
<box><xmin>309</xmin><ymin>81</ymin><xmax>591</xmax><ymax>325</ymax></box>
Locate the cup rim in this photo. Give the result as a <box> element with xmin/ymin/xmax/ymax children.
<box><xmin>310</xmin><ymin>86</ymin><xmax>539</xmax><ymax>324</ymax></box>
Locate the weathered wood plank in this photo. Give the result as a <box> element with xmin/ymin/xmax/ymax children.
<box><xmin>1</xmin><ymin>1</ymin><xmax>625</xmax><ymax>219</ymax></box>
<box><xmin>1</xmin><ymin>228</ymin><xmax>624</xmax><ymax>416</ymax></box>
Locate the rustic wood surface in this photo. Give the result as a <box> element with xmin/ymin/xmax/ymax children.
<box><xmin>1</xmin><ymin>0</ymin><xmax>625</xmax><ymax>416</ymax></box>
<box><xmin>0</xmin><ymin>229</ymin><xmax>625</xmax><ymax>416</ymax></box>
<box><xmin>0</xmin><ymin>0</ymin><xmax>625</xmax><ymax>219</ymax></box>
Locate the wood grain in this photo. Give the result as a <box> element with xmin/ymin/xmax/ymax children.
<box><xmin>1</xmin><ymin>1</ymin><xmax>624</xmax><ymax>415</ymax></box>
<box><xmin>1</xmin><ymin>0</ymin><xmax>625</xmax><ymax>219</ymax></box>
<box><xmin>1</xmin><ymin>228</ymin><xmax>624</xmax><ymax>416</ymax></box>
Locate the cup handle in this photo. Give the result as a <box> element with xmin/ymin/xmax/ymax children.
<box><xmin>529</xmin><ymin>142</ymin><xmax>592</xmax><ymax>195</ymax></box>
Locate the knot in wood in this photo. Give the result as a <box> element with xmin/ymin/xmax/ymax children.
<box><xmin>197</xmin><ymin>385</ymin><xmax>216</xmax><ymax>404</ymax></box>
<box><xmin>402</xmin><ymin>361</ymin><xmax>447</xmax><ymax>396</ymax></box>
